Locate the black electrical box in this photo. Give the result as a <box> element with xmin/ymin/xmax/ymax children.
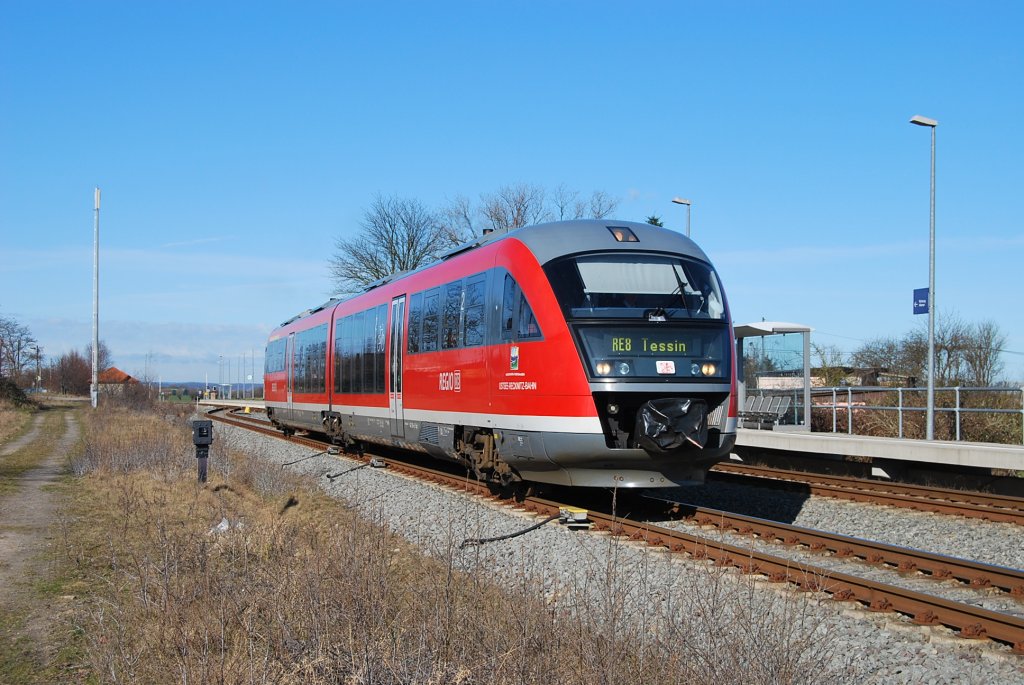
<box><xmin>192</xmin><ymin>420</ymin><xmax>213</xmax><ymax>446</ymax></box>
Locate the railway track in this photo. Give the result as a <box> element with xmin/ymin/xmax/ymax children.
<box><xmin>638</xmin><ymin>494</ymin><xmax>1024</xmax><ymax>600</ymax></box>
<box><xmin>208</xmin><ymin>409</ymin><xmax>1024</xmax><ymax>654</ymax></box>
<box><xmin>712</xmin><ymin>462</ymin><xmax>1024</xmax><ymax>526</ymax></box>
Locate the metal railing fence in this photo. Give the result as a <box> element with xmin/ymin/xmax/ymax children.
<box><xmin>811</xmin><ymin>386</ymin><xmax>1024</xmax><ymax>445</ymax></box>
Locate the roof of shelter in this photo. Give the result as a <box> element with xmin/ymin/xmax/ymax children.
<box><xmin>734</xmin><ymin>321</ymin><xmax>813</xmax><ymax>339</ymax></box>
<box><xmin>98</xmin><ymin>367</ymin><xmax>137</xmax><ymax>384</ymax></box>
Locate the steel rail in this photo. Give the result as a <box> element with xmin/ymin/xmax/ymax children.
<box><xmin>568</xmin><ymin>505</ymin><xmax>1024</xmax><ymax>653</ymax></box>
<box><xmin>641</xmin><ymin>495</ymin><xmax>1024</xmax><ymax>598</ymax></box>
<box><xmin>712</xmin><ymin>462</ymin><xmax>1024</xmax><ymax>526</ymax></box>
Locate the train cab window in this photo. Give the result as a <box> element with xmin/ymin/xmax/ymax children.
<box><xmin>462</xmin><ymin>273</ymin><xmax>486</xmax><ymax>347</ymax></box>
<box><xmin>442</xmin><ymin>280</ymin><xmax>463</xmax><ymax>350</ymax></box>
<box><xmin>501</xmin><ymin>274</ymin><xmax>542</xmax><ymax>342</ymax></box>
<box><xmin>501</xmin><ymin>274</ymin><xmax>517</xmax><ymax>341</ymax></box>
<box><xmin>544</xmin><ymin>253</ymin><xmax>726</xmax><ymax>321</ymax></box>
<box><xmin>421</xmin><ymin>289</ymin><xmax>440</xmax><ymax>352</ymax></box>
<box><xmin>517</xmin><ymin>296</ymin><xmax>541</xmax><ymax>339</ymax></box>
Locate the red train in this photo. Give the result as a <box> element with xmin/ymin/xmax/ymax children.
<box><xmin>264</xmin><ymin>219</ymin><xmax>737</xmax><ymax>488</ymax></box>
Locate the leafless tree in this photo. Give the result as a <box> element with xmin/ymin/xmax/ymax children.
<box><xmin>437</xmin><ymin>194</ymin><xmax>478</xmax><ymax>245</ymax></box>
<box><xmin>333</xmin><ymin>185</ymin><xmax>621</xmax><ymax>294</ymax></box>
<box><xmin>0</xmin><ymin>314</ymin><xmax>37</xmax><ymax>381</ymax></box>
<box><xmin>962</xmin><ymin>320</ymin><xmax>1006</xmax><ymax>386</ymax></box>
<box><xmin>812</xmin><ymin>343</ymin><xmax>849</xmax><ymax>387</ymax></box>
<box><xmin>449</xmin><ymin>183</ymin><xmax>620</xmax><ymax>233</ymax></box>
<box><xmin>329</xmin><ymin>195</ymin><xmax>465</xmax><ymax>296</ymax></box>
<box><xmin>850</xmin><ymin>314</ymin><xmax>1007</xmax><ymax>386</ymax></box>
<box><xmin>588</xmin><ymin>189</ymin><xmax>618</xmax><ymax>219</ymax></box>
<box><xmin>86</xmin><ymin>340</ymin><xmax>114</xmax><ymax>373</ymax></box>
<box><xmin>480</xmin><ymin>183</ymin><xmax>551</xmax><ymax>231</ymax></box>
<box><xmin>48</xmin><ymin>349</ymin><xmax>90</xmax><ymax>395</ymax></box>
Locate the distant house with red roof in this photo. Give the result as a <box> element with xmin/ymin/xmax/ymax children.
<box><xmin>98</xmin><ymin>367</ymin><xmax>138</xmax><ymax>394</ymax></box>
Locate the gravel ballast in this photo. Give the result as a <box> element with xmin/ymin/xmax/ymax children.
<box><xmin>215</xmin><ymin>421</ymin><xmax>1024</xmax><ymax>685</ymax></box>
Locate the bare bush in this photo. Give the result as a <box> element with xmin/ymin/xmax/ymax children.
<box><xmin>73</xmin><ymin>407</ymin><xmax>191</xmax><ymax>478</ymax></box>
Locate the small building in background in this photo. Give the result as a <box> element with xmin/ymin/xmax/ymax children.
<box><xmin>98</xmin><ymin>367</ymin><xmax>139</xmax><ymax>395</ymax></box>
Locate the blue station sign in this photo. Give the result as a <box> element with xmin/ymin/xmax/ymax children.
<box><xmin>913</xmin><ymin>287</ymin><xmax>929</xmax><ymax>315</ymax></box>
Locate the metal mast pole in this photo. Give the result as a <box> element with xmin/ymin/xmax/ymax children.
<box><xmin>91</xmin><ymin>187</ymin><xmax>100</xmax><ymax>409</ymax></box>
<box><xmin>926</xmin><ymin>123</ymin><xmax>936</xmax><ymax>440</ymax></box>
<box><xmin>909</xmin><ymin>115</ymin><xmax>938</xmax><ymax>440</ymax></box>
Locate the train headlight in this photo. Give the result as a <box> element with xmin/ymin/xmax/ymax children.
<box><xmin>616</xmin><ymin>362</ymin><xmax>631</xmax><ymax>375</ymax></box>
<box><xmin>596</xmin><ymin>361</ymin><xmax>612</xmax><ymax>376</ymax></box>
<box><xmin>701</xmin><ymin>362</ymin><xmax>717</xmax><ymax>376</ymax></box>
<box><xmin>691</xmin><ymin>362</ymin><xmax>701</xmax><ymax>376</ymax></box>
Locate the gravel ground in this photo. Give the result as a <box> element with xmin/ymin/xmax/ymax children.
<box><xmin>213</xmin><ymin>420</ymin><xmax>1024</xmax><ymax>685</ymax></box>
<box><xmin>663</xmin><ymin>479</ymin><xmax>1024</xmax><ymax>571</ymax></box>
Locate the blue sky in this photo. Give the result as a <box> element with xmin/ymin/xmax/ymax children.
<box><xmin>2</xmin><ymin>1</ymin><xmax>1022</xmax><ymax>383</ymax></box>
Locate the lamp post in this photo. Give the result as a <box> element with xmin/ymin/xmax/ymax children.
<box><xmin>671</xmin><ymin>197</ymin><xmax>691</xmax><ymax>237</ymax></box>
<box><xmin>910</xmin><ymin>114</ymin><xmax>937</xmax><ymax>440</ymax></box>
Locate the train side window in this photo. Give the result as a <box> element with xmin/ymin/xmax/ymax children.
<box><xmin>350</xmin><ymin>310</ymin><xmax>364</xmax><ymax>394</ymax></box>
<box><xmin>407</xmin><ymin>292</ymin><xmax>422</xmax><ymax>354</ymax></box>
<box><xmin>501</xmin><ymin>274</ymin><xmax>517</xmax><ymax>341</ymax></box>
<box><xmin>296</xmin><ymin>332</ymin><xmax>307</xmax><ymax>392</ymax></box>
<box><xmin>363</xmin><ymin>309</ymin><xmax>376</xmax><ymax>393</ymax></box>
<box><xmin>265</xmin><ymin>339</ymin><xmax>286</xmax><ymax>375</ymax></box>
<box><xmin>421</xmin><ymin>289</ymin><xmax>440</xmax><ymax>352</ymax></box>
<box><xmin>517</xmin><ymin>296</ymin><xmax>542</xmax><ymax>339</ymax></box>
<box><xmin>463</xmin><ymin>273</ymin><xmax>486</xmax><ymax>347</ymax></box>
<box><xmin>340</xmin><ymin>315</ymin><xmax>352</xmax><ymax>393</ymax></box>
<box><xmin>312</xmin><ymin>324</ymin><xmax>328</xmax><ymax>393</ymax></box>
<box><xmin>442</xmin><ymin>280</ymin><xmax>463</xmax><ymax>350</ymax></box>
<box><xmin>293</xmin><ymin>335</ymin><xmax>304</xmax><ymax>392</ymax></box>
<box><xmin>375</xmin><ymin>303</ymin><xmax>387</xmax><ymax>393</ymax></box>
<box><xmin>333</xmin><ymin>321</ymin><xmax>343</xmax><ymax>393</ymax></box>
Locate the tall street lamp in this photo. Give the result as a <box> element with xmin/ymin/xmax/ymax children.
<box><xmin>910</xmin><ymin>114</ymin><xmax>937</xmax><ymax>440</ymax></box>
<box><xmin>671</xmin><ymin>197</ymin><xmax>692</xmax><ymax>237</ymax></box>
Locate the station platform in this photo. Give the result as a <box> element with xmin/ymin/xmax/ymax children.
<box><xmin>734</xmin><ymin>428</ymin><xmax>1024</xmax><ymax>473</ymax></box>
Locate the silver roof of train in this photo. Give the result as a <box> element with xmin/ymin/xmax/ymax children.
<box><xmin>283</xmin><ymin>220</ymin><xmax>714</xmax><ymax>326</ymax></box>
<box><xmin>441</xmin><ymin>218</ymin><xmax>712</xmax><ymax>265</ymax></box>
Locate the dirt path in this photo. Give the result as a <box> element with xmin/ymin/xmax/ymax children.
<box><xmin>0</xmin><ymin>410</ymin><xmax>78</xmax><ymax>664</ymax></box>
<box><xmin>0</xmin><ymin>413</ymin><xmax>45</xmax><ymax>458</ymax></box>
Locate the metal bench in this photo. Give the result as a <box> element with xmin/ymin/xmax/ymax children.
<box><xmin>739</xmin><ymin>395</ymin><xmax>791</xmax><ymax>429</ymax></box>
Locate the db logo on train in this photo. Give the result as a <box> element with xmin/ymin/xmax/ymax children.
<box><xmin>438</xmin><ymin>370</ymin><xmax>461</xmax><ymax>392</ymax></box>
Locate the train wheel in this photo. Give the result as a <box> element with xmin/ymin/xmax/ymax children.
<box><xmin>486</xmin><ymin>480</ymin><xmax>532</xmax><ymax>502</ymax></box>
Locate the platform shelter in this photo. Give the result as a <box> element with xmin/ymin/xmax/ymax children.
<box><xmin>734</xmin><ymin>321</ymin><xmax>813</xmax><ymax>430</ymax></box>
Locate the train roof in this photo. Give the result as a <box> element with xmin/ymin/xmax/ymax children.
<box><xmin>280</xmin><ymin>219</ymin><xmax>714</xmax><ymax>328</ymax></box>
<box><xmin>465</xmin><ymin>219</ymin><xmax>712</xmax><ymax>266</ymax></box>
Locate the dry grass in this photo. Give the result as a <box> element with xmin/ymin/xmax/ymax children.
<box><xmin>0</xmin><ymin>405</ymin><xmax>68</xmax><ymax>500</ymax></box>
<box><xmin>0</xmin><ymin>398</ymin><xmax>33</xmax><ymax>446</ymax></box>
<box><xmin>51</xmin><ymin>407</ymin><xmax>853</xmax><ymax>684</ymax></box>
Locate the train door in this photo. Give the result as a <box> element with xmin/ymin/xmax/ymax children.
<box><xmin>286</xmin><ymin>332</ymin><xmax>295</xmax><ymax>417</ymax></box>
<box><xmin>388</xmin><ymin>295</ymin><xmax>406</xmax><ymax>438</ymax></box>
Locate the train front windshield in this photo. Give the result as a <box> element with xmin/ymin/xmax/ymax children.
<box><xmin>545</xmin><ymin>253</ymin><xmax>731</xmax><ymax>381</ymax></box>
<box><xmin>545</xmin><ymin>253</ymin><xmax>726</xmax><ymax>321</ymax></box>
